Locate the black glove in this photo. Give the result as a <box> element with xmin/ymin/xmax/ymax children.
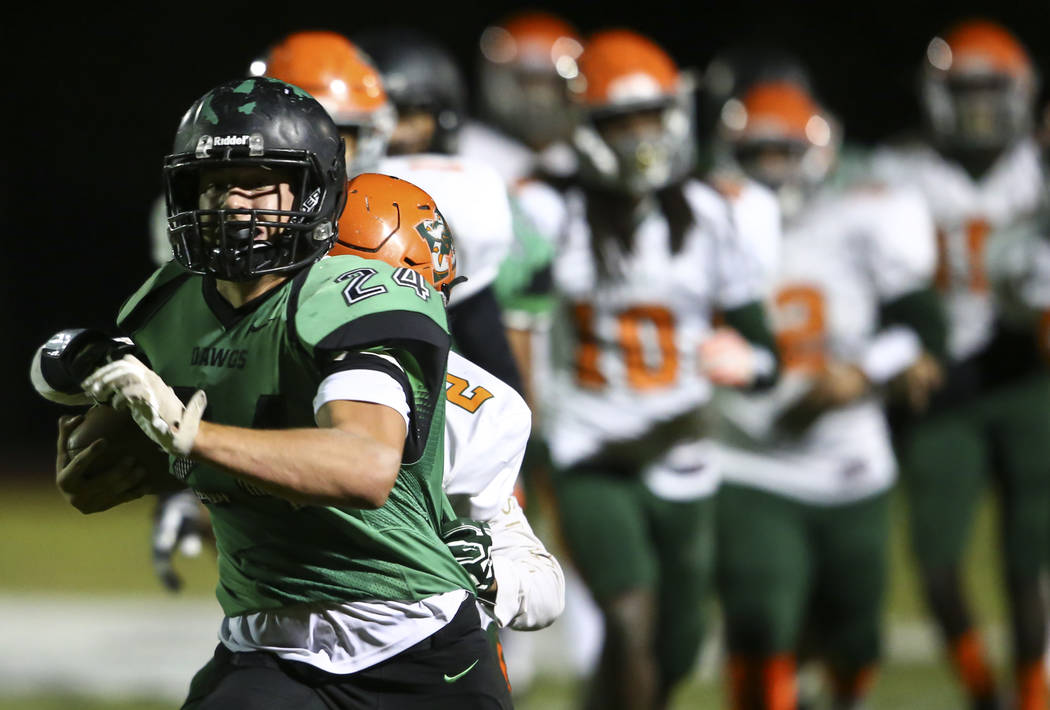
<box><xmin>151</xmin><ymin>490</ymin><xmax>207</xmax><ymax>592</ymax></box>
<box><xmin>441</xmin><ymin>517</ymin><xmax>496</xmax><ymax>599</ymax></box>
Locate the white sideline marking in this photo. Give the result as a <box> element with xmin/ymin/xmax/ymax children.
<box><xmin>0</xmin><ymin>594</ymin><xmax>1026</xmax><ymax>701</ymax></box>
<box><xmin>0</xmin><ymin>594</ymin><xmax>222</xmax><ymax>701</ymax></box>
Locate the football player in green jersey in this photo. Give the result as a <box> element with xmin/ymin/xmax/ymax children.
<box><xmin>57</xmin><ymin>77</ymin><xmax>511</xmax><ymax>709</ymax></box>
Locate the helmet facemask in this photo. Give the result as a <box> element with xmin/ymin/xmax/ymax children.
<box><xmin>165</xmin><ymin>152</ymin><xmax>337</xmax><ymax>282</ymax></box>
<box><xmin>732</xmin><ymin>137</ymin><xmax>819</xmax><ymax>218</ymax></box>
<box><xmin>922</xmin><ymin>72</ymin><xmax>1034</xmax><ymax>153</ymax></box>
<box><xmin>718</xmin><ymin>81</ymin><xmax>838</xmax><ymax>218</ymax></box>
<box><xmin>480</xmin><ymin>62</ymin><xmax>576</xmax><ymax>149</ymax></box>
<box><xmin>919</xmin><ymin>22</ymin><xmax>1038</xmax><ymax>158</ymax></box>
<box><xmin>477</xmin><ymin>17</ymin><xmax>582</xmax><ymax>151</ymax></box>
<box><xmin>574</xmin><ymin>83</ymin><xmax>697</xmax><ymax>196</ymax></box>
<box><xmin>328</xmin><ymin>103</ymin><xmax>397</xmax><ymax>177</ymax></box>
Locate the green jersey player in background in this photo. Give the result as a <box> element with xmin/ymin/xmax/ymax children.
<box><xmin>56</xmin><ymin>77</ymin><xmax>511</xmax><ymax>709</ymax></box>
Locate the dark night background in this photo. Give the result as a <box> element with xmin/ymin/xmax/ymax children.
<box><xmin>4</xmin><ymin>1</ymin><xmax>1049</xmax><ymax>469</ymax></box>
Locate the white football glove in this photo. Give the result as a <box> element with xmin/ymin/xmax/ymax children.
<box><xmin>81</xmin><ymin>355</ymin><xmax>206</xmax><ymax>457</ymax></box>
<box><xmin>698</xmin><ymin>327</ymin><xmax>758</xmax><ymax>387</ymax></box>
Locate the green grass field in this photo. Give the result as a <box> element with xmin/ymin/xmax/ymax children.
<box><xmin>0</xmin><ymin>477</ymin><xmax>1013</xmax><ymax>709</ymax></box>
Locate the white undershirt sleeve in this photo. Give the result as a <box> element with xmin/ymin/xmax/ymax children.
<box><xmin>312</xmin><ymin>354</ymin><xmax>411</xmax><ymax>431</ymax></box>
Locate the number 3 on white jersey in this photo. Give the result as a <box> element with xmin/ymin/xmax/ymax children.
<box><xmin>774</xmin><ymin>285</ymin><xmax>828</xmax><ymax>374</ymax></box>
<box><xmin>936</xmin><ymin>218</ymin><xmax>990</xmax><ymax>293</ymax></box>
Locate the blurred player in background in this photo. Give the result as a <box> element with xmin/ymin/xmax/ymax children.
<box><xmin>539</xmin><ymin>29</ymin><xmax>780</xmax><ymax>710</ymax></box>
<box><xmin>714</xmin><ymin>76</ymin><xmax>947</xmax><ymax>710</ymax></box>
<box><xmin>344</xmin><ymin>27</ymin><xmax>522</xmax><ymax>394</ymax></box>
<box><xmin>871</xmin><ymin>19</ymin><xmax>1049</xmax><ymax>710</ymax></box>
<box><xmin>981</xmin><ymin>103</ymin><xmax>1050</xmax><ymax>706</ymax></box>
<box><xmin>454</xmin><ymin>11</ymin><xmax>607</xmax><ymax>689</ymax></box>
<box><xmin>700</xmin><ymin>47</ymin><xmax>872</xmax><ymax>194</ymax></box>
<box><xmin>460</xmin><ymin>10</ymin><xmax>582</xmax><ymax>185</ymax></box>
<box><xmin>697</xmin><ymin>48</ymin><xmax>791</xmax><ymax>331</ymax></box>
<box><xmin>698</xmin><ymin>46</ymin><xmax>816</xmax><ymax>176</ymax></box>
<box><xmin>238</xmin><ymin>31</ymin><xmax>520</xmax><ymax>394</ymax></box>
<box><xmin>348</xmin><ymin>25</ymin><xmax>554</xmax><ymax>689</ymax></box>
<box><xmin>462</xmin><ymin>10</ymin><xmax>584</xmax><ymax>404</ymax></box>
<box><xmin>349</xmin><ymin>28</ymin><xmax>467</xmax><ymax>157</ymax></box>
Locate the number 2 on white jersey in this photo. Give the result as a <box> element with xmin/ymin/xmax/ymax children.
<box><xmin>445</xmin><ymin>374</ymin><xmax>494</xmax><ymax>413</ymax></box>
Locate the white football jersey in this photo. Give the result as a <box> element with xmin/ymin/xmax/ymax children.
<box><xmin>710</xmin><ymin>174</ymin><xmax>782</xmax><ymax>289</ymax></box>
<box><xmin>717</xmin><ymin>184</ymin><xmax>937</xmax><ymax>504</ymax></box>
<box><xmin>443</xmin><ymin>350</ymin><xmax>529</xmax><ymax>519</ymax></box>
<box><xmin>986</xmin><ymin>210</ymin><xmax>1050</xmax><ymax>338</ymax></box>
<box><xmin>542</xmin><ymin>180</ymin><xmax>766</xmax><ymax>499</ymax></box>
<box><xmin>379</xmin><ymin>154</ymin><xmax>514</xmax><ymax>305</ymax></box>
<box><xmin>442</xmin><ymin>351</ymin><xmax>564</xmax><ymax>630</ymax></box>
<box><xmin>458</xmin><ymin>120</ymin><xmax>577</xmax><ymax>186</ymax></box>
<box><xmin>871</xmin><ymin>139</ymin><xmax>1044</xmax><ymax>360</ymax></box>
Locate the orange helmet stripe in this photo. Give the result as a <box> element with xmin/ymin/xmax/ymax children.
<box><xmin>264</xmin><ymin>31</ymin><xmax>388</xmax><ymax>119</ymax></box>
<box><xmin>481</xmin><ymin>11</ymin><xmax>582</xmax><ymax>69</ymax></box>
<box><xmin>739</xmin><ymin>81</ymin><xmax>822</xmax><ymax>141</ymax></box>
<box><xmin>941</xmin><ymin>20</ymin><xmax>1032</xmax><ymax>78</ymax></box>
<box><xmin>575</xmin><ymin>30</ymin><xmax>678</xmax><ymax>107</ymax></box>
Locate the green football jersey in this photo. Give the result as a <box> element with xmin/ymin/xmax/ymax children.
<box><xmin>117</xmin><ymin>255</ymin><xmax>473</xmax><ymax>617</ymax></box>
<box><xmin>493</xmin><ymin>195</ymin><xmax>556</xmax><ymax>317</ymax></box>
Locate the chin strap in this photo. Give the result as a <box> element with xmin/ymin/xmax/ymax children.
<box><xmin>440</xmin><ymin>275</ymin><xmax>468</xmax><ymax>306</ymax></box>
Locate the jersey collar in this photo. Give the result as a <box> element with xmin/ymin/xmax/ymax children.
<box><xmin>202</xmin><ymin>276</ymin><xmax>287</xmax><ymax>330</ymax></box>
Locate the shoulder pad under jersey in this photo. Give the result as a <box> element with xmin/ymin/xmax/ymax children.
<box><xmin>291</xmin><ymin>255</ymin><xmax>451</xmax><ymax>463</ymax></box>
<box><xmin>117</xmin><ymin>260</ymin><xmax>193</xmax><ymax>334</ymax></box>
<box><xmin>289</xmin><ymin>254</ymin><xmax>449</xmax><ymax>358</ymax></box>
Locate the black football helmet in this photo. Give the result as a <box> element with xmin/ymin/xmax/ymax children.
<box><xmin>352</xmin><ymin>28</ymin><xmax>466</xmax><ymax>155</ymax></box>
<box><xmin>163</xmin><ymin>77</ymin><xmax>347</xmax><ymax>281</ymax></box>
<box><xmin>702</xmin><ymin>46</ymin><xmax>813</xmax><ymax>107</ymax></box>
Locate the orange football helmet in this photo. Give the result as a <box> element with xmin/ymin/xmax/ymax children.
<box><xmin>921</xmin><ymin>19</ymin><xmax>1037</xmax><ymax>151</ymax></box>
<box><xmin>720</xmin><ymin>80</ymin><xmax>838</xmax><ymax>213</ymax></box>
<box><xmin>478</xmin><ymin>11</ymin><xmax>583</xmax><ymax>149</ymax></box>
<box><xmin>252</xmin><ymin>31</ymin><xmax>395</xmax><ymax>176</ymax></box>
<box><xmin>569</xmin><ymin>29</ymin><xmax>696</xmax><ymax>194</ymax></box>
<box><xmin>331</xmin><ymin>173</ymin><xmax>458</xmax><ymax>300</ymax></box>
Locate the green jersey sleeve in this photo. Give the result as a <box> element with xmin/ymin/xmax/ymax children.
<box><xmin>289</xmin><ymin>255</ymin><xmax>451</xmax><ymax>462</ymax></box>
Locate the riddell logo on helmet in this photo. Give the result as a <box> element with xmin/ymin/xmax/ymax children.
<box><xmin>213</xmin><ymin>135</ymin><xmax>252</xmax><ymax>146</ymax></box>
